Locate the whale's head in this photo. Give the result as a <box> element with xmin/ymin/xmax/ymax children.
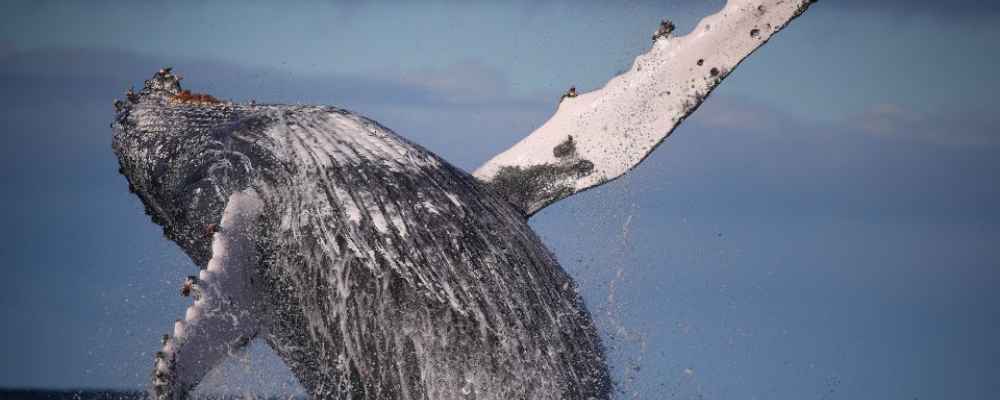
<box><xmin>112</xmin><ymin>69</ymin><xmax>267</xmax><ymax>266</ymax></box>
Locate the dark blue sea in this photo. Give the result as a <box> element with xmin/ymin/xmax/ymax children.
<box><xmin>0</xmin><ymin>390</ymin><xmax>305</xmax><ymax>400</ymax></box>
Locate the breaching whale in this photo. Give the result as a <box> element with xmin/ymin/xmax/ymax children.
<box><xmin>111</xmin><ymin>1</ymin><xmax>813</xmax><ymax>399</ymax></box>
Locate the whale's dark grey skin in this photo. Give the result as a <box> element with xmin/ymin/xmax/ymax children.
<box><xmin>113</xmin><ymin>71</ymin><xmax>611</xmax><ymax>400</ymax></box>
<box><xmin>112</xmin><ymin>3</ymin><xmax>813</xmax><ymax>398</ymax></box>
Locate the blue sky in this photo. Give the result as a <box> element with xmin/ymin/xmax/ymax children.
<box><xmin>1</xmin><ymin>1</ymin><xmax>998</xmax><ymax>399</ymax></box>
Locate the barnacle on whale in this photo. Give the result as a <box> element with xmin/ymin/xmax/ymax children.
<box><xmin>170</xmin><ymin>89</ymin><xmax>221</xmax><ymax>105</ymax></box>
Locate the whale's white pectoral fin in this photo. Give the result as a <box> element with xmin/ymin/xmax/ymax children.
<box><xmin>152</xmin><ymin>190</ymin><xmax>264</xmax><ymax>400</ymax></box>
<box><xmin>474</xmin><ymin>0</ymin><xmax>814</xmax><ymax>216</ymax></box>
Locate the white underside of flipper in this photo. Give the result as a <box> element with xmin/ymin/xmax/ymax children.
<box><xmin>153</xmin><ymin>189</ymin><xmax>264</xmax><ymax>400</ymax></box>
<box><xmin>474</xmin><ymin>0</ymin><xmax>813</xmax><ymax>215</ymax></box>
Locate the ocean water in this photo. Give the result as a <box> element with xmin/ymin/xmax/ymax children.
<box><xmin>0</xmin><ymin>390</ymin><xmax>306</xmax><ymax>400</ymax></box>
<box><xmin>0</xmin><ymin>390</ymin><xmax>144</xmax><ymax>400</ymax></box>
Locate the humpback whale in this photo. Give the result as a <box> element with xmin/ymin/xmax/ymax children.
<box><xmin>111</xmin><ymin>1</ymin><xmax>813</xmax><ymax>399</ymax></box>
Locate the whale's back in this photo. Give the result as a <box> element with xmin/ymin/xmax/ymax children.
<box><xmin>239</xmin><ymin>106</ymin><xmax>611</xmax><ymax>399</ymax></box>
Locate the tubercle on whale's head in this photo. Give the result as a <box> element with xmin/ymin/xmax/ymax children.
<box><xmin>111</xmin><ymin>68</ymin><xmax>258</xmax><ymax>267</ymax></box>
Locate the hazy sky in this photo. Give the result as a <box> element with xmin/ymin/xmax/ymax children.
<box><xmin>1</xmin><ymin>1</ymin><xmax>998</xmax><ymax>399</ymax></box>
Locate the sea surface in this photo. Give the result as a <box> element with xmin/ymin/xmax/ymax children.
<box><xmin>0</xmin><ymin>390</ymin><xmax>305</xmax><ymax>400</ymax></box>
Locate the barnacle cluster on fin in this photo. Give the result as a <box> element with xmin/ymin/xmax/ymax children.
<box><xmin>652</xmin><ymin>19</ymin><xmax>676</xmax><ymax>41</ymax></box>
